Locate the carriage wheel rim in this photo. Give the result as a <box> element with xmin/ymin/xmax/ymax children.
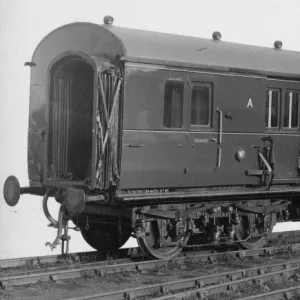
<box><xmin>137</xmin><ymin>232</ymin><xmax>190</xmax><ymax>260</ymax></box>
<box><xmin>235</xmin><ymin>213</ymin><xmax>276</xmax><ymax>249</ymax></box>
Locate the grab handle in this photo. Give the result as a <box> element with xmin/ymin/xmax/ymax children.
<box><xmin>215</xmin><ymin>108</ymin><xmax>223</xmax><ymax>170</ymax></box>
<box><xmin>217</xmin><ymin>107</ymin><xmax>223</xmax><ymax>144</ymax></box>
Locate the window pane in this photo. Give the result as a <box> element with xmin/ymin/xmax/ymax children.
<box><xmin>271</xmin><ymin>91</ymin><xmax>279</xmax><ymax>127</ymax></box>
<box><xmin>163</xmin><ymin>81</ymin><xmax>183</xmax><ymax>128</ymax></box>
<box><xmin>265</xmin><ymin>89</ymin><xmax>279</xmax><ymax>128</ymax></box>
<box><xmin>191</xmin><ymin>86</ymin><xmax>210</xmax><ymax>125</ymax></box>
<box><xmin>283</xmin><ymin>91</ymin><xmax>299</xmax><ymax>129</ymax></box>
<box><xmin>283</xmin><ymin>92</ymin><xmax>289</xmax><ymax>127</ymax></box>
<box><xmin>291</xmin><ymin>92</ymin><xmax>299</xmax><ymax>128</ymax></box>
<box><xmin>265</xmin><ymin>91</ymin><xmax>269</xmax><ymax>127</ymax></box>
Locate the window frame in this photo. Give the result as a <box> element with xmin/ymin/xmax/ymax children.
<box><xmin>163</xmin><ymin>80</ymin><xmax>184</xmax><ymax>130</ymax></box>
<box><xmin>189</xmin><ymin>82</ymin><xmax>213</xmax><ymax>131</ymax></box>
<box><xmin>265</xmin><ymin>88</ymin><xmax>281</xmax><ymax>131</ymax></box>
<box><xmin>282</xmin><ymin>89</ymin><xmax>300</xmax><ymax>132</ymax></box>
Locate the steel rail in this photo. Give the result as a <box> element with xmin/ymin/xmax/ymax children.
<box><xmin>150</xmin><ymin>266</ymin><xmax>300</xmax><ymax>300</ymax></box>
<box><xmin>0</xmin><ymin>230</ymin><xmax>296</xmax><ymax>271</ymax></box>
<box><xmin>239</xmin><ymin>285</ymin><xmax>300</xmax><ymax>299</ymax></box>
<box><xmin>0</xmin><ymin>257</ymin><xmax>131</xmax><ymax>288</ymax></box>
<box><xmin>1</xmin><ymin>243</ymin><xmax>299</xmax><ymax>289</ymax></box>
<box><xmin>0</xmin><ymin>251</ymin><xmax>99</xmax><ymax>270</ymax></box>
<box><xmin>65</xmin><ymin>259</ymin><xmax>300</xmax><ymax>300</ymax></box>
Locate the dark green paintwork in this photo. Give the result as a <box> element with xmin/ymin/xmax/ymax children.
<box><xmin>119</xmin><ymin>65</ymin><xmax>300</xmax><ymax>189</ymax></box>
<box><xmin>26</xmin><ymin>22</ymin><xmax>300</xmax><ymax>193</ymax></box>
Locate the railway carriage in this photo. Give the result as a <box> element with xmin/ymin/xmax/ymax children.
<box><xmin>4</xmin><ymin>17</ymin><xmax>300</xmax><ymax>259</ymax></box>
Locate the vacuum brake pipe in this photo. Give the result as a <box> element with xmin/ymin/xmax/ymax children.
<box><xmin>45</xmin><ymin>204</ymin><xmax>65</xmax><ymax>251</ymax></box>
<box><xmin>43</xmin><ymin>187</ymin><xmax>80</xmax><ymax>253</ymax></box>
<box><xmin>42</xmin><ymin>187</ymin><xmax>59</xmax><ymax>227</ymax></box>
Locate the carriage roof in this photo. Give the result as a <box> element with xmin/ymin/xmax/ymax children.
<box><xmin>33</xmin><ymin>22</ymin><xmax>300</xmax><ymax>79</ymax></box>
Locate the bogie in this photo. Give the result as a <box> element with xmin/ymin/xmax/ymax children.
<box><xmin>133</xmin><ymin>200</ymin><xmax>288</xmax><ymax>259</ymax></box>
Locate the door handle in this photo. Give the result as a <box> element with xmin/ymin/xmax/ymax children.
<box><xmin>217</xmin><ymin>146</ymin><xmax>222</xmax><ymax>168</ymax></box>
<box><xmin>214</xmin><ymin>146</ymin><xmax>222</xmax><ymax>170</ymax></box>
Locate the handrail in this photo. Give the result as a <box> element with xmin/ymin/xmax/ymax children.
<box><xmin>215</xmin><ymin>107</ymin><xmax>223</xmax><ymax>169</ymax></box>
<box><xmin>217</xmin><ymin>107</ymin><xmax>223</xmax><ymax>144</ymax></box>
<box><xmin>217</xmin><ymin>147</ymin><xmax>222</xmax><ymax>168</ymax></box>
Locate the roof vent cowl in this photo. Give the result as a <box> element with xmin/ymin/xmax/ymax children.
<box><xmin>103</xmin><ymin>15</ymin><xmax>114</xmax><ymax>25</ymax></box>
<box><xmin>212</xmin><ymin>31</ymin><xmax>221</xmax><ymax>41</ymax></box>
<box><xmin>274</xmin><ymin>40</ymin><xmax>283</xmax><ymax>49</ymax></box>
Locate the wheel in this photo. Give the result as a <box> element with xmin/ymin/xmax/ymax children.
<box><xmin>80</xmin><ymin>223</ymin><xmax>132</xmax><ymax>257</ymax></box>
<box><xmin>74</xmin><ymin>214</ymin><xmax>132</xmax><ymax>258</ymax></box>
<box><xmin>136</xmin><ymin>219</ymin><xmax>190</xmax><ymax>260</ymax></box>
<box><xmin>236</xmin><ymin>213</ymin><xmax>276</xmax><ymax>249</ymax></box>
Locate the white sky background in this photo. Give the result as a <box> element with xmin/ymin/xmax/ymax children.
<box><xmin>0</xmin><ymin>0</ymin><xmax>300</xmax><ymax>259</ymax></box>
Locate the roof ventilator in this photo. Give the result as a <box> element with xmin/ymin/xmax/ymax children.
<box><xmin>274</xmin><ymin>40</ymin><xmax>283</xmax><ymax>49</ymax></box>
<box><xmin>212</xmin><ymin>31</ymin><xmax>221</xmax><ymax>41</ymax></box>
<box><xmin>103</xmin><ymin>15</ymin><xmax>114</xmax><ymax>25</ymax></box>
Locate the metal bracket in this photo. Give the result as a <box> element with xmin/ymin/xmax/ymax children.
<box><xmin>246</xmin><ymin>137</ymin><xmax>275</xmax><ymax>190</ymax></box>
<box><xmin>214</xmin><ymin>107</ymin><xmax>223</xmax><ymax>170</ymax></box>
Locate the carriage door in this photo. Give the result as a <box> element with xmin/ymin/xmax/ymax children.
<box><xmin>184</xmin><ymin>77</ymin><xmax>219</xmax><ymax>187</ymax></box>
<box><xmin>92</xmin><ymin>67</ymin><xmax>122</xmax><ymax>190</ymax></box>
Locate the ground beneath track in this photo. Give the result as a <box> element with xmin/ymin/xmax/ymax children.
<box><xmin>1</xmin><ymin>246</ymin><xmax>300</xmax><ymax>300</ymax></box>
<box><xmin>1</xmin><ymin>231</ymin><xmax>300</xmax><ymax>300</ymax></box>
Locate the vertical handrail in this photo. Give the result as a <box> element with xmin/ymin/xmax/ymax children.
<box><xmin>216</xmin><ymin>147</ymin><xmax>222</xmax><ymax>169</ymax></box>
<box><xmin>217</xmin><ymin>107</ymin><xmax>223</xmax><ymax>144</ymax></box>
<box><xmin>216</xmin><ymin>107</ymin><xmax>223</xmax><ymax>169</ymax></box>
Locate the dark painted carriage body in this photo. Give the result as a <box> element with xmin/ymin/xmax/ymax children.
<box><xmin>27</xmin><ymin>22</ymin><xmax>300</xmax><ymax>203</ymax></box>
<box><xmin>5</xmin><ymin>21</ymin><xmax>300</xmax><ymax>259</ymax></box>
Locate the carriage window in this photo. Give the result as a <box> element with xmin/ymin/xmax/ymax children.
<box><xmin>265</xmin><ymin>89</ymin><xmax>280</xmax><ymax>128</ymax></box>
<box><xmin>191</xmin><ymin>84</ymin><xmax>211</xmax><ymax>126</ymax></box>
<box><xmin>163</xmin><ymin>81</ymin><xmax>183</xmax><ymax>128</ymax></box>
<box><xmin>283</xmin><ymin>91</ymin><xmax>299</xmax><ymax>129</ymax></box>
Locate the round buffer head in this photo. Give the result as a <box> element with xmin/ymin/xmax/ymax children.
<box><xmin>3</xmin><ymin>175</ymin><xmax>21</xmax><ymax>207</ymax></box>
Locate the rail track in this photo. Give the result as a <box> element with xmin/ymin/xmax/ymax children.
<box><xmin>65</xmin><ymin>259</ymin><xmax>300</xmax><ymax>300</ymax></box>
<box><xmin>0</xmin><ymin>251</ymin><xmax>100</xmax><ymax>270</ymax></box>
<box><xmin>0</xmin><ymin>229</ymin><xmax>295</xmax><ymax>273</ymax></box>
<box><xmin>0</xmin><ymin>255</ymin><xmax>133</xmax><ymax>288</ymax></box>
<box><xmin>0</xmin><ymin>247</ymin><xmax>137</xmax><ymax>274</ymax></box>
<box><xmin>1</xmin><ymin>231</ymin><xmax>300</xmax><ymax>300</ymax></box>
<box><xmin>1</xmin><ymin>241</ymin><xmax>300</xmax><ymax>290</ymax></box>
